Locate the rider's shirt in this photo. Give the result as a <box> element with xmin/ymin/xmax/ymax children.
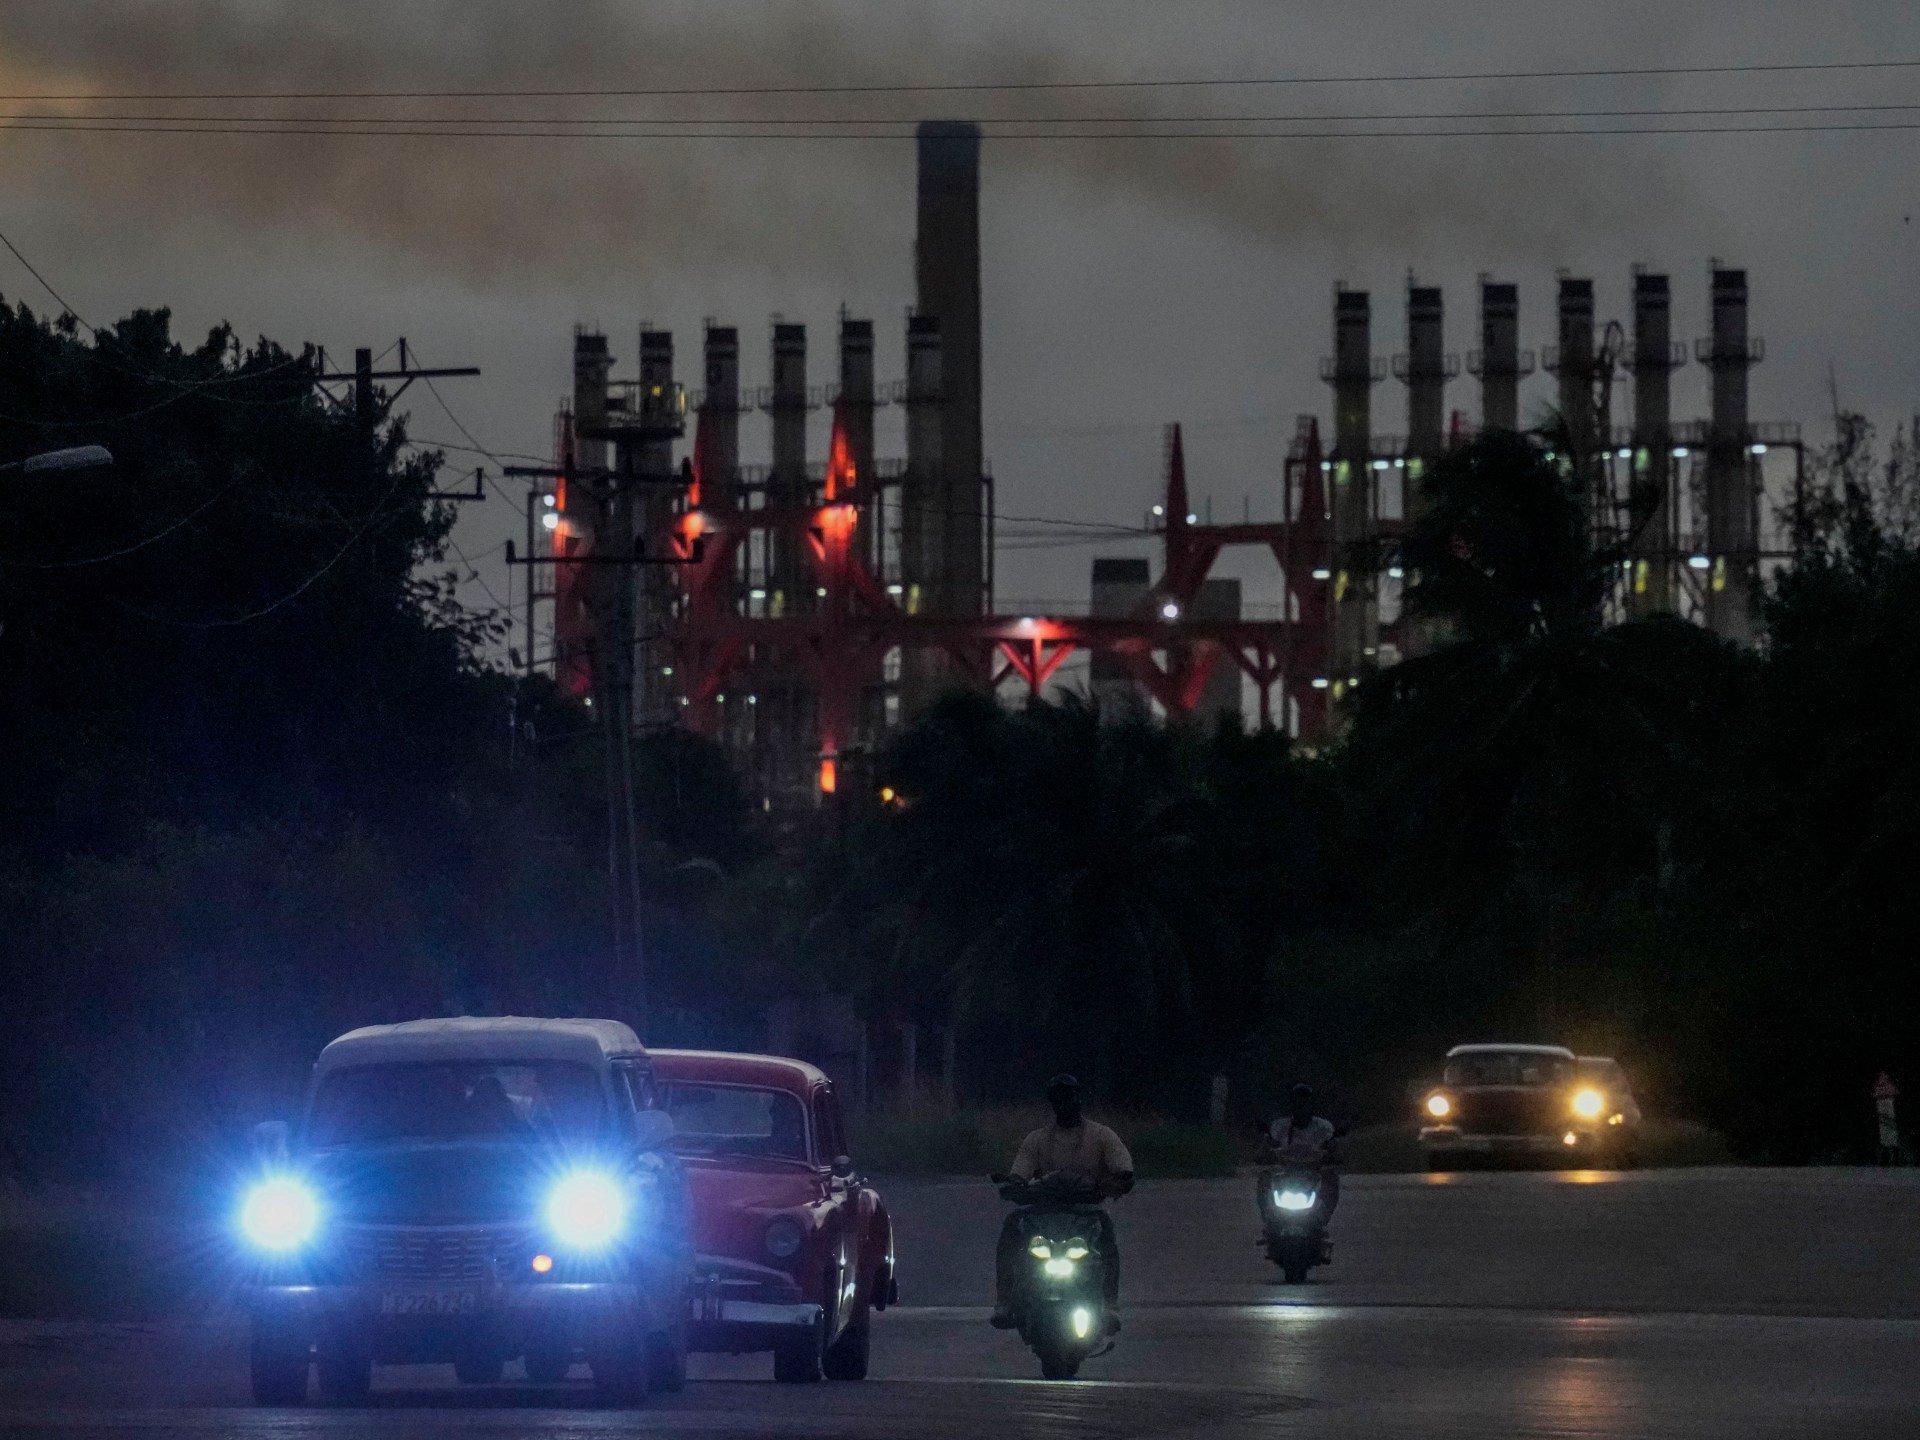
<box><xmin>1267</xmin><ymin>1115</ymin><xmax>1335</xmax><ymax>1162</ymax></box>
<box><xmin>1011</xmin><ymin>1119</ymin><xmax>1134</xmax><ymax>1184</ymax></box>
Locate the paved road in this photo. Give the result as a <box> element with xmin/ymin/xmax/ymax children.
<box><xmin>3</xmin><ymin>1169</ymin><xmax>1917</xmax><ymax>1438</ymax></box>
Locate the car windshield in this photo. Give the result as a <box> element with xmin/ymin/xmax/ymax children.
<box><xmin>306</xmin><ymin>1060</ymin><xmax>606</xmax><ymax>1147</ymax></box>
<box><xmin>661</xmin><ymin>1082</ymin><xmax>809</xmax><ymax>1162</ymax></box>
<box><xmin>1444</xmin><ymin>1053</ymin><xmax>1573</xmax><ymax>1087</ymax></box>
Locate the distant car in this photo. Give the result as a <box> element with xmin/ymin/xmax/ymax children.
<box><xmin>236</xmin><ymin>1017</ymin><xmax>692</xmax><ymax>1407</ymax></box>
<box><xmin>1418</xmin><ymin>1043</ymin><xmax>1640</xmax><ymax>1169</ymax></box>
<box><xmin>651</xmin><ymin>1050</ymin><xmax>895</xmax><ymax>1383</ymax></box>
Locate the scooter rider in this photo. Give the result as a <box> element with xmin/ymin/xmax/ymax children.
<box><xmin>1265</xmin><ymin>1083</ymin><xmax>1340</xmax><ymax>1220</ymax></box>
<box><xmin>991</xmin><ymin>1075</ymin><xmax>1133</xmax><ymax>1329</ymax></box>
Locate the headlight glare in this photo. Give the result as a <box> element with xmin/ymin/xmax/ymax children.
<box><xmin>1426</xmin><ymin>1093</ymin><xmax>1451</xmax><ymax>1119</ymax></box>
<box><xmin>765</xmin><ymin>1217</ymin><xmax>805</xmax><ymax>1260</ymax></box>
<box><xmin>1043</xmin><ymin>1257</ymin><xmax>1075</xmax><ymax>1277</ymax></box>
<box><xmin>240</xmin><ymin>1177</ymin><xmax>320</xmax><ymax>1251</ymax></box>
<box><xmin>1028</xmin><ymin>1238</ymin><xmax>1052</xmax><ymax>1259</ymax></box>
<box><xmin>547</xmin><ymin>1171</ymin><xmax>626</xmax><ymax>1249</ymax></box>
<box><xmin>1064</xmin><ymin>1240</ymin><xmax>1089</xmax><ymax>1261</ymax></box>
<box><xmin>1276</xmin><ymin>1188</ymin><xmax>1317</xmax><ymax>1212</ymax></box>
<box><xmin>1571</xmin><ymin>1088</ymin><xmax>1606</xmax><ymax>1120</ymax></box>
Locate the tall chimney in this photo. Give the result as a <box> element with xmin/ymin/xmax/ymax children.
<box><xmin>915</xmin><ymin>121</ymin><xmax>984</xmax><ymax>619</ymax></box>
<box><xmin>1702</xmin><ymin>267</ymin><xmax>1758</xmax><ymax>642</ymax></box>
<box><xmin>1403</xmin><ymin>284</ymin><xmax>1447</xmax><ymax>461</ymax></box>
<box><xmin>701</xmin><ymin>322</ymin><xmax>740</xmax><ymax>511</ymax></box>
<box><xmin>768</xmin><ymin>321</ymin><xmax>808</xmax><ymax>614</ymax></box>
<box><xmin>571</xmin><ymin>330</ymin><xmax>612</xmax><ymax>483</ymax></box>
<box><xmin>1555</xmin><ymin>276</ymin><xmax>1597</xmax><ymax>453</ymax></box>
<box><xmin>1627</xmin><ymin>272</ymin><xmax>1679</xmax><ymax>615</ymax></box>
<box><xmin>1472</xmin><ymin>280</ymin><xmax>1523</xmax><ymax>433</ymax></box>
<box><xmin>634</xmin><ymin>329</ymin><xmax>675</xmax><ymax>722</ymax></box>
<box><xmin>1324</xmin><ymin>287</ymin><xmax>1377</xmax><ymax>681</ymax></box>
<box><xmin>901</xmin><ymin>314</ymin><xmax>944</xmax><ymax>616</ymax></box>
<box><xmin>838</xmin><ymin>316</ymin><xmax>877</xmax><ymax>567</ymax></box>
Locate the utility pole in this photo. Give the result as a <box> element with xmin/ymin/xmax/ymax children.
<box><xmin>505</xmin><ymin>434</ymin><xmax>696</xmax><ymax>1042</ymax></box>
<box><xmin>313</xmin><ymin>340</ymin><xmax>482</xmax><ymax>484</ymax></box>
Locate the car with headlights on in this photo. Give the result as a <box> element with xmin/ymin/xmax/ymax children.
<box><xmin>1418</xmin><ymin>1043</ymin><xmax>1638</xmax><ymax>1169</ymax></box>
<box><xmin>651</xmin><ymin>1050</ymin><xmax>895</xmax><ymax>1383</ymax></box>
<box><xmin>235</xmin><ymin>1017</ymin><xmax>691</xmax><ymax>1406</ymax></box>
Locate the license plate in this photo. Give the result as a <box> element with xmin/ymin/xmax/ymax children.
<box><xmin>379</xmin><ymin>1290</ymin><xmax>481</xmax><ymax>1316</ymax></box>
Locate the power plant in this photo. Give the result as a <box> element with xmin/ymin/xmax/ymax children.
<box><xmin>525</xmin><ymin>122</ymin><xmax>1805</xmax><ymax>802</ymax></box>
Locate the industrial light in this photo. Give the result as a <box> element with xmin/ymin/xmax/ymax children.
<box><xmin>1160</xmin><ymin>600</ymin><xmax>1182</xmax><ymax>621</ymax></box>
<box><xmin>541</xmin><ymin>512</ymin><xmax>560</xmax><ymax>532</ymax></box>
<box><xmin>750</xmin><ymin>587</ymin><xmax>767</xmax><ymax>600</ymax></box>
<box><xmin>1371</xmin><ymin>460</ymin><xmax>1389</xmax><ymax>472</ymax></box>
<box><xmin>1311</xmin><ymin>567</ymin><xmax>1332</xmax><ymax>581</ymax></box>
<box><xmin>716</xmin><ymin>693</ymin><xmax>726</xmax><ymax>703</ymax></box>
<box><xmin>239</xmin><ymin>1177</ymin><xmax>320</xmax><ymax>1252</ymax></box>
<box><xmin>662</xmin><ymin>665</ymin><xmax>673</xmax><ymax>676</ymax></box>
<box><xmin>1672</xmin><ymin>446</ymin><xmax>1690</xmax><ymax>458</ymax></box>
<box><xmin>546</xmin><ymin>1172</ymin><xmax>626</xmax><ymax>1250</ymax></box>
<box><xmin>584</xmin><ymin>697</ymin><xmax>594</xmax><ymax>708</ymax></box>
<box><xmin>1750</xmin><ymin>443</ymin><xmax>1769</xmax><ymax>456</ymax></box>
<box><xmin>542</xmin><ymin>493</ymin><xmax>558</xmax><ymax>509</ymax></box>
<box><xmin>816</xmin><ymin>587</ymin><xmax>828</xmax><ymax>598</ymax></box>
<box><xmin>1616</xmin><ymin>448</ymin><xmax>1632</xmax><ymax>460</ymax></box>
<box><xmin>1311</xmin><ymin>677</ymin><xmax>1330</xmax><ymax>690</ymax></box>
<box><xmin>1319</xmin><ymin>461</ymin><xmax>1332</xmax><ymax>473</ymax></box>
<box><xmin>1150</xmin><ymin>504</ymin><xmax>1165</xmax><ymax>517</ymax></box>
<box><xmin>887</xmin><ymin>584</ymin><xmax>905</xmax><ymax>596</ymax></box>
<box><xmin>1689</xmin><ymin>555</ymin><xmax>1712</xmax><ymax>570</ymax></box>
<box><xmin>1393</xmin><ymin>458</ymin><xmax>1406</xmax><ymax>469</ymax></box>
<box><xmin>1186</xmin><ymin>512</ymin><xmax>1198</xmax><ymax>525</ymax></box>
<box><xmin>747</xmin><ymin>694</ymin><xmax>758</xmax><ymax>705</ymax></box>
<box><xmin>1388</xmin><ymin>566</ymin><xmax>1405</xmax><ymax>579</ymax></box>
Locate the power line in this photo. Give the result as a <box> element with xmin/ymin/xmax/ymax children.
<box><xmin>9</xmin><ymin>119</ymin><xmax>1920</xmax><ymax>141</ymax></box>
<box><xmin>4</xmin><ymin>56</ymin><xmax>1916</xmax><ymax>101</ymax></box>
<box><xmin>11</xmin><ymin>102</ymin><xmax>1920</xmax><ymax>126</ymax></box>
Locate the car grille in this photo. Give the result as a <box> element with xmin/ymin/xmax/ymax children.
<box><xmin>343</xmin><ymin>1225</ymin><xmax>520</xmax><ymax>1283</ymax></box>
<box><xmin>1452</xmin><ymin>1090</ymin><xmax>1562</xmax><ymax>1135</ymax></box>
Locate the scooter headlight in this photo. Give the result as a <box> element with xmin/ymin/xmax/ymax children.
<box><xmin>239</xmin><ymin>1177</ymin><xmax>320</xmax><ymax>1252</ymax></box>
<box><xmin>1064</xmin><ymin>1239</ymin><xmax>1089</xmax><ymax>1261</ymax></box>
<box><xmin>1042</xmin><ymin>1257</ymin><xmax>1076</xmax><ymax>1277</ymax></box>
<box><xmin>546</xmin><ymin>1171</ymin><xmax>626</xmax><ymax>1250</ymax></box>
<box><xmin>1276</xmin><ymin>1188</ymin><xmax>1317</xmax><ymax>1212</ymax></box>
<box><xmin>1070</xmin><ymin>1306</ymin><xmax>1094</xmax><ymax>1339</ymax></box>
<box><xmin>1028</xmin><ymin>1238</ymin><xmax>1052</xmax><ymax>1259</ymax></box>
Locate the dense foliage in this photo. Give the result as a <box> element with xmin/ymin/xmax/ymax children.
<box><xmin>3</xmin><ymin>299</ymin><xmax>1914</xmax><ymax>1184</ymax></box>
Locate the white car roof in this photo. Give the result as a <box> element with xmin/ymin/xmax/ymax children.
<box><xmin>315</xmin><ymin>1017</ymin><xmax>644</xmax><ymax>1073</ymax></box>
<box><xmin>1445</xmin><ymin>1043</ymin><xmax>1577</xmax><ymax>1059</ymax></box>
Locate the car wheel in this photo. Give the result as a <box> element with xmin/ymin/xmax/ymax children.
<box><xmin>822</xmin><ymin>1299</ymin><xmax>870</xmax><ymax>1382</ymax></box>
<box><xmin>315</xmin><ymin>1348</ymin><xmax>372</xmax><ymax>1404</ymax></box>
<box><xmin>453</xmin><ymin>1350</ymin><xmax>503</xmax><ymax>1385</ymax></box>
<box><xmin>646</xmin><ymin>1318</ymin><xmax>687</xmax><ymax>1394</ymax></box>
<box><xmin>524</xmin><ymin>1346</ymin><xmax>572</xmax><ymax>1384</ymax></box>
<box><xmin>249</xmin><ymin>1319</ymin><xmax>310</xmax><ymax>1407</ymax></box>
<box><xmin>772</xmin><ymin>1315</ymin><xmax>825</xmax><ymax>1384</ymax></box>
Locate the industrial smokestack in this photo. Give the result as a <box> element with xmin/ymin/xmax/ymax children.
<box><xmin>1402</xmin><ymin>284</ymin><xmax>1447</xmax><ymax>461</ymax></box>
<box><xmin>1472</xmin><ymin>280</ymin><xmax>1523</xmax><ymax>433</ymax></box>
<box><xmin>1702</xmin><ymin>267</ymin><xmax>1759</xmax><ymax>642</ymax></box>
<box><xmin>701</xmin><ymin>322</ymin><xmax>740</xmax><ymax>511</ymax></box>
<box><xmin>1323</xmin><ymin>287</ymin><xmax>1377</xmax><ymax>681</ymax></box>
<box><xmin>838</xmin><ymin>315</ymin><xmax>876</xmax><ymax>492</ymax></box>
<box><xmin>1627</xmin><ymin>272</ymin><xmax>1678</xmax><ymax>616</ymax></box>
<box><xmin>902</xmin><ymin>313</ymin><xmax>944</xmax><ymax>616</ymax></box>
<box><xmin>571</xmin><ymin>329</ymin><xmax>612</xmax><ymax>481</ymax></box>
<box><xmin>915</xmin><ymin>121</ymin><xmax>984</xmax><ymax>619</ymax></box>
<box><xmin>768</xmin><ymin>321</ymin><xmax>808</xmax><ymax>613</ymax></box>
<box><xmin>1555</xmin><ymin>276</ymin><xmax>1597</xmax><ymax>453</ymax></box>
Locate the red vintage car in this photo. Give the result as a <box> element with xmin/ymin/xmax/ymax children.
<box><xmin>649</xmin><ymin>1050</ymin><xmax>896</xmax><ymax>1382</ymax></box>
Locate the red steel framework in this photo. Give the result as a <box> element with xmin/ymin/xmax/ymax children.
<box><xmin>656</xmin><ymin>403</ymin><xmax>1346</xmax><ymax>785</ymax></box>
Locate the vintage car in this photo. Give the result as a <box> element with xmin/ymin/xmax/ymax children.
<box><xmin>235</xmin><ymin>1017</ymin><xmax>692</xmax><ymax>1406</ymax></box>
<box><xmin>650</xmin><ymin>1050</ymin><xmax>895</xmax><ymax>1383</ymax></box>
<box><xmin>1418</xmin><ymin>1042</ymin><xmax>1640</xmax><ymax>1169</ymax></box>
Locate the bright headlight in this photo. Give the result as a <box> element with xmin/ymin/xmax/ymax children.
<box><xmin>1043</xmin><ymin>1257</ymin><xmax>1076</xmax><ymax>1277</ymax></box>
<box><xmin>1071</xmin><ymin>1306</ymin><xmax>1093</xmax><ymax>1339</ymax></box>
<box><xmin>1064</xmin><ymin>1240</ymin><xmax>1089</xmax><ymax>1261</ymax></box>
<box><xmin>1028</xmin><ymin>1238</ymin><xmax>1052</xmax><ymax>1259</ymax></box>
<box><xmin>1276</xmin><ymin>1189</ymin><xmax>1317</xmax><ymax>1212</ymax></box>
<box><xmin>1571</xmin><ymin>1088</ymin><xmax>1606</xmax><ymax>1121</ymax></box>
<box><xmin>1426</xmin><ymin>1093</ymin><xmax>1452</xmax><ymax>1119</ymax></box>
<box><xmin>240</xmin><ymin>1177</ymin><xmax>320</xmax><ymax>1251</ymax></box>
<box><xmin>547</xmin><ymin>1171</ymin><xmax>626</xmax><ymax>1249</ymax></box>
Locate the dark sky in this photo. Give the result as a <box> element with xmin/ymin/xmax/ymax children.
<box><xmin>3</xmin><ymin>1</ymin><xmax>1916</xmax><ymax>635</ymax></box>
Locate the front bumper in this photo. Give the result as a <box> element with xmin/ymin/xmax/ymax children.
<box><xmin>1420</xmin><ymin>1126</ymin><xmax>1601</xmax><ymax>1154</ymax></box>
<box><xmin>687</xmin><ymin>1256</ymin><xmax>823</xmax><ymax>1353</ymax></box>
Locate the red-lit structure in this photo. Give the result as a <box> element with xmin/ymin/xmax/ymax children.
<box><xmin>658</xmin><ymin>405</ymin><xmax>1342</xmax><ymax>783</ymax></box>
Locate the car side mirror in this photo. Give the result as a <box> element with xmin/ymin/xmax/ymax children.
<box><xmin>633</xmin><ymin>1110</ymin><xmax>675</xmax><ymax>1153</ymax></box>
<box><xmin>831</xmin><ymin>1154</ymin><xmax>855</xmax><ymax>1179</ymax></box>
<box><xmin>251</xmin><ymin>1120</ymin><xmax>290</xmax><ymax>1164</ymax></box>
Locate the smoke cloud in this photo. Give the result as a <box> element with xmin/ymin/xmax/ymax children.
<box><xmin>0</xmin><ymin>0</ymin><xmax>1687</xmax><ymax>292</ymax></box>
